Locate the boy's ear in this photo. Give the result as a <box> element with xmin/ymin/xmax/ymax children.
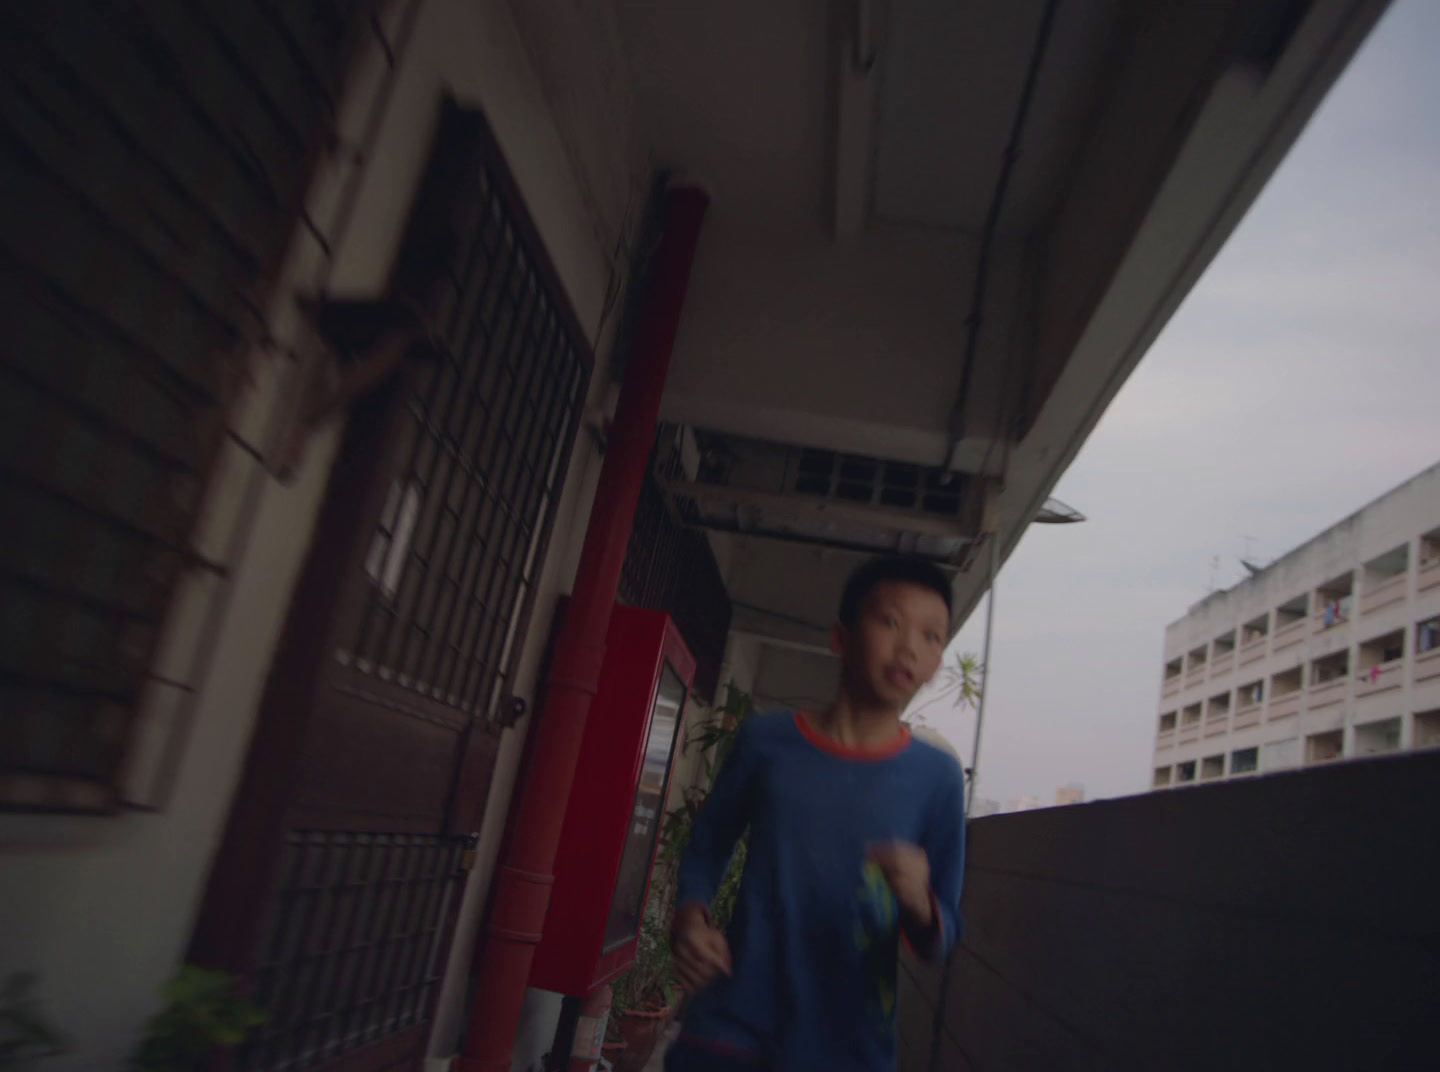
<box><xmin>829</xmin><ymin>622</ymin><xmax>847</xmax><ymax>658</ymax></box>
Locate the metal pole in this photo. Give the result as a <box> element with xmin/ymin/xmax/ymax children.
<box><xmin>967</xmin><ymin>532</ymin><xmax>998</xmax><ymax>813</ymax></box>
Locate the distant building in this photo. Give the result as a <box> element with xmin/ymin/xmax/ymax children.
<box><xmin>970</xmin><ymin>797</ymin><xmax>1000</xmax><ymax>818</ymax></box>
<box><xmin>1055</xmin><ymin>784</ymin><xmax>1085</xmax><ymax>806</ymax></box>
<box><xmin>1152</xmin><ymin>463</ymin><xmax>1440</xmax><ymax>789</ymax></box>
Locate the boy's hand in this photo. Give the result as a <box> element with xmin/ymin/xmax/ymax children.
<box><xmin>867</xmin><ymin>842</ymin><xmax>934</xmax><ymax>930</ymax></box>
<box><xmin>671</xmin><ymin>902</ymin><xmax>732</xmax><ymax>994</ymax></box>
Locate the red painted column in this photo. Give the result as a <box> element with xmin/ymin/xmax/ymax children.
<box><xmin>455</xmin><ymin>184</ymin><xmax>709</xmax><ymax>1071</ymax></box>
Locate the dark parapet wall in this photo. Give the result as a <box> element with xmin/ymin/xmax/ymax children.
<box><xmin>901</xmin><ymin>749</ymin><xmax>1440</xmax><ymax>1071</ymax></box>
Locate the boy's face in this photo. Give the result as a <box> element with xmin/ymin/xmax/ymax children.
<box><xmin>833</xmin><ymin>580</ymin><xmax>950</xmax><ymax>713</ymax></box>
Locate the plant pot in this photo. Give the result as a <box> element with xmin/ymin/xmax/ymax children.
<box><xmin>611</xmin><ymin>1004</ymin><xmax>673</xmax><ymax>1072</ymax></box>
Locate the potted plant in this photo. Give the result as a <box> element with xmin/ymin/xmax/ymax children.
<box><xmin>605</xmin><ymin>684</ymin><xmax>752</xmax><ymax>1072</ymax></box>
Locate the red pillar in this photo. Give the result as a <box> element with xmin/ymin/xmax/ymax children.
<box><xmin>455</xmin><ymin>184</ymin><xmax>710</xmax><ymax>1071</ymax></box>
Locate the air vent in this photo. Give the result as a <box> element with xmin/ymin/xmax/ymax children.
<box><xmin>655</xmin><ymin>427</ymin><xmax>986</xmax><ymax>565</ymax></box>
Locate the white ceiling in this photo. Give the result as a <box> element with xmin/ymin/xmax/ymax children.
<box><xmin>873</xmin><ymin>0</ymin><xmax>1121</xmax><ymax>232</ymax></box>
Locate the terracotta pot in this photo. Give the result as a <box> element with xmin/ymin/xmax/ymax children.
<box><xmin>611</xmin><ymin>1004</ymin><xmax>673</xmax><ymax>1072</ymax></box>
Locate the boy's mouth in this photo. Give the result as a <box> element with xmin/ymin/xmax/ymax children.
<box><xmin>883</xmin><ymin>665</ymin><xmax>914</xmax><ymax>689</ymax></box>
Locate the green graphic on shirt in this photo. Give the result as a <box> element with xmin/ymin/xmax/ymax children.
<box><xmin>854</xmin><ymin>858</ymin><xmax>899</xmax><ymax>1035</ymax></box>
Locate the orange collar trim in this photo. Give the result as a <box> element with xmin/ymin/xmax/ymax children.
<box><xmin>793</xmin><ymin>711</ymin><xmax>912</xmax><ymax>762</ymax></box>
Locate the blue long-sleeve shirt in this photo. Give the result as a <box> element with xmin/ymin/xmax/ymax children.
<box><xmin>676</xmin><ymin>711</ymin><xmax>966</xmax><ymax>1071</ymax></box>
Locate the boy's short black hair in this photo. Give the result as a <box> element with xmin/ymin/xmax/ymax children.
<box><xmin>838</xmin><ymin>555</ymin><xmax>954</xmax><ymax>630</ymax></box>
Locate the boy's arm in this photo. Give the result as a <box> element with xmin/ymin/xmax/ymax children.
<box><xmin>676</xmin><ymin>717</ymin><xmax>760</xmax><ymax>917</ymax></box>
<box><xmin>908</xmin><ymin>759</ymin><xmax>967</xmax><ymax>961</ymax></box>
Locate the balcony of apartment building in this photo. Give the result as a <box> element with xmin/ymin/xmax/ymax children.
<box><xmin>1178</xmin><ymin>703</ymin><xmax>1203</xmax><ymax>746</ymax></box>
<box><xmin>1360</xmin><ymin>545</ymin><xmax>1410</xmax><ymax>618</ymax></box>
<box><xmin>1415</xmin><ymin>615</ymin><xmax>1440</xmax><ymax>693</ymax></box>
<box><xmin>1228</xmin><ymin>744</ymin><xmax>1259</xmax><ymax>777</ymax></box>
<box><xmin>1156</xmin><ymin>710</ymin><xmax>1178</xmax><ymax>752</ymax></box>
<box><xmin>1162</xmin><ymin>656</ymin><xmax>1184</xmax><ymax>701</ymax></box>
<box><xmin>1355</xmin><ymin>627</ymin><xmax>1405</xmax><ymax>702</ymax></box>
<box><xmin>1183</xmin><ymin>644</ymin><xmax>1209</xmax><ymax>690</ymax></box>
<box><xmin>1267</xmin><ymin>666</ymin><xmax>1304</xmax><ymax>723</ymax></box>
<box><xmin>1209</xmin><ymin>630</ymin><xmax>1238</xmax><ymax>682</ymax></box>
<box><xmin>1313</xmin><ymin>571</ymin><xmax>1354</xmax><ymax>633</ymax></box>
<box><xmin>1420</xmin><ymin>528</ymin><xmax>1440</xmax><ymax>595</ymax></box>
<box><xmin>1305</xmin><ymin>727</ymin><xmax>1345</xmax><ymax>764</ymax></box>
<box><xmin>1199</xmin><ymin>752</ymin><xmax>1226</xmax><ymax>782</ymax></box>
<box><xmin>1271</xmin><ymin>593</ymin><xmax>1310</xmax><ymax>654</ymax></box>
<box><xmin>1204</xmin><ymin>691</ymin><xmax>1232</xmax><ymax>740</ymax></box>
<box><xmin>1234</xmin><ymin>678</ymin><xmax>1264</xmax><ymax>730</ymax></box>
<box><xmin>1239</xmin><ymin>613</ymin><xmax>1270</xmax><ymax>668</ymax></box>
<box><xmin>898</xmin><ymin>749</ymin><xmax>1438</xmax><ymax>1071</ymax></box>
<box><xmin>1174</xmin><ymin>758</ymin><xmax>1198</xmax><ymax>786</ymax></box>
<box><xmin>1308</xmin><ymin>649</ymin><xmax>1350</xmax><ymax>714</ymax></box>
<box><xmin>1416</xmin><ymin>709</ymin><xmax>1440</xmax><ymax>750</ymax></box>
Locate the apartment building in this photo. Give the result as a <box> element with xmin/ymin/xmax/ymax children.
<box><xmin>1153</xmin><ymin>462</ymin><xmax>1440</xmax><ymax>789</ymax></box>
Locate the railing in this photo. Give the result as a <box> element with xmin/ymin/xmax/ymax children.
<box><xmin>1204</xmin><ymin>714</ymin><xmax>1230</xmax><ymax>737</ymax></box>
<box><xmin>1233</xmin><ymin>703</ymin><xmax>1261</xmax><ymax>729</ymax></box>
<box><xmin>1309</xmin><ymin>677</ymin><xmax>1347</xmax><ymax>709</ymax></box>
<box><xmin>1156</xmin><ymin>729</ymin><xmax>1176</xmax><ymax>749</ymax></box>
<box><xmin>1239</xmin><ymin>637</ymin><xmax>1267</xmax><ymax>666</ymax></box>
<box><xmin>1184</xmin><ymin>666</ymin><xmax>1207</xmax><ymax>689</ymax></box>
<box><xmin>1415</xmin><ymin>646</ymin><xmax>1440</xmax><ymax>685</ymax></box>
<box><xmin>898</xmin><ymin>750</ymin><xmax>1440</xmax><ymax>1071</ymax></box>
<box><xmin>1356</xmin><ymin>661</ymin><xmax>1404</xmax><ymax>697</ymax></box>
<box><xmin>1360</xmin><ymin>574</ymin><xmax>1406</xmax><ymax>616</ymax></box>
<box><xmin>1209</xmin><ymin>652</ymin><xmax>1236</xmax><ymax>679</ymax></box>
<box><xmin>1162</xmin><ymin>676</ymin><xmax>1182</xmax><ymax>698</ymax></box>
<box><xmin>1268</xmin><ymin>692</ymin><xmax>1301</xmax><ymax>720</ymax></box>
<box><xmin>1179</xmin><ymin>724</ymin><xmax>1201</xmax><ymax>745</ymax></box>
<box><xmin>1271</xmin><ymin>617</ymin><xmax>1307</xmax><ymax>652</ymax></box>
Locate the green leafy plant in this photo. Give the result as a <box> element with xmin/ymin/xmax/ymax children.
<box><xmin>0</xmin><ymin>975</ymin><xmax>67</xmax><ymax>1069</ymax></box>
<box><xmin>907</xmin><ymin>650</ymin><xmax>982</xmax><ymax>728</ymax></box>
<box><xmin>129</xmin><ymin>966</ymin><xmax>266</xmax><ymax>1072</ymax></box>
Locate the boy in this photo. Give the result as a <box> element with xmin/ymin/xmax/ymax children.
<box><xmin>668</xmin><ymin>555</ymin><xmax>966</xmax><ymax>1071</ymax></box>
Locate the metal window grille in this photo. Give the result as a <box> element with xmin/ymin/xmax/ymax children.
<box><xmin>238</xmin><ymin>831</ymin><xmax>475</xmax><ymax>1072</ymax></box>
<box><xmin>0</xmin><ymin>2</ymin><xmax>368</xmax><ymax>811</ymax></box>
<box><xmin>334</xmin><ymin>102</ymin><xmax>590</xmax><ymax>726</ymax></box>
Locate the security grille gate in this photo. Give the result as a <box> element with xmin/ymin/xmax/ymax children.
<box><xmin>195</xmin><ymin>99</ymin><xmax>591</xmax><ymax>1072</ymax></box>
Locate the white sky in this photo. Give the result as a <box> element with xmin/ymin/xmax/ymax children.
<box><xmin>917</xmin><ymin>0</ymin><xmax>1440</xmax><ymax>808</ymax></box>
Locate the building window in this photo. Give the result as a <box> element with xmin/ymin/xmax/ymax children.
<box><xmin>1418</xmin><ymin>617</ymin><xmax>1440</xmax><ymax>655</ymax></box>
<box><xmin>1311</xmin><ymin>650</ymin><xmax>1349</xmax><ymax>685</ymax></box>
<box><xmin>1153</xmin><ymin>766</ymin><xmax>1172</xmax><ymax>788</ymax></box>
<box><xmin>1271</xmin><ymin>666</ymin><xmax>1304</xmax><ymax>697</ymax></box>
<box><xmin>1176</xmin><ymin>760</ymin><xmax>1197</xmax><ymax>783</ymax></box>
<box><xmin>1305</xmin><ymin>730</ymin><xmax>1344</xmax><ymax>764</ymax></box>
<box><xmin>1181</xmin><ymin>703</ymin><xmax>1202</xmax><ymax>728</ymax></box>
<box><xmin>1423</xmin><ymin>529</ymin><xmax>1440</xmax><ymax>568</ymax></box>
<box><xmin>1200</xmin><ymin>754</ymin><xmax>1225</xmax><ymax>780</ymax></box>
<box><xmin>1357</xmin><ymin>629</ymin><xmax>1405</xmax><ymax>677</ymax></box>
<box><xmin>1239</xmin><ymin>679</ymin><xmax>1264</xmax><ymax>707</ymax></box>
<box><xmin>1213</xmin><ymin>630</ymin><xmax>1236</xmax><ymax>658</ymax></box>
<box><xmin>1159</xmin><ymin>711</ymin><xmax>1177</xmax><ymax>733</ymax></box>
<box><xmin>1186</xmin><ymin>645</ymin><xmax>1208</xmax><ymax>672</ymax></box>
<box><xmin>1416</xmin><ymin>710</ymin><xmax>1440</xmax><ymax>750</ymax></box>
<box><xmin>1230</xmin><ymin>747</ymin><xmax>1258</xmax><ymax>775</ymax></box>
<box><xmin>1242</xmin><ymin>613</ymin><xmax>1270</xmax><ymax>645</ymax></box>
<box><xmin>1315</xmin><ymin>571</ymin><xmax>1354</xmax><ymax>629</ymax></box>
<box><xmin>1164</xmin><ymin>657</ymin><xmax>1183</xmax><ymax>683</ymax></box>
<box><xmin>1362</xmin><ymin>545</ymin><xmax>1409</xmax><ymax>591</ymax></box>
<box><xmin>1207</xmin><ymin>691</ymin><xmax>1231</xmax><ymax>719</ymax></box>
<box><xmin>1354</xmin><ymin>718</ymin><xmax>1401</xmax><ymax>757</ymax></box>
<box><xmin>1276</xmin><ymin>594</ymin><xmax>1309</xmax><ymax>629</ymax></box>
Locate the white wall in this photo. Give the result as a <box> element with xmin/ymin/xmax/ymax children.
<box><xmin>0</xmin><ymin>1</ymin><xmax>638</xmax><ymax>1067</ymax></box>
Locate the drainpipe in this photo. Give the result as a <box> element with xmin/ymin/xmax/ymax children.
<box><xmin>455</xmin><ymin>184</ymin><xmax>710</xmax><ymax>1072</ymax></box>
